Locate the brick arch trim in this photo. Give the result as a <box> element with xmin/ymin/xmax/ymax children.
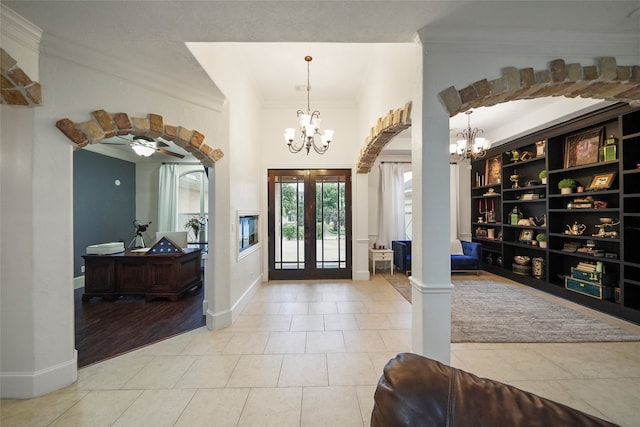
<box><xmin>438</xmin><ymin>57</ymin><xmax>640</xmax><ymax>117</ymax></box>
<box><xmin>356</xmin><ymin>102</ymin><xmax>412</xmax><ymax>173</ymax></box>
<box><xmin>56</xmin><ymin>110</ymin><xmax>223</xmax><ymax>167</ymax></box>
<box><xmin>0</xmin><ymin>48</ymin><xmax>42</xmax><ymax>106</ymax></box>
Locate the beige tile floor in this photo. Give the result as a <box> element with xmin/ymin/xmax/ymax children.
<box><xmin>2</xmin><ymin>274</ymin><xmax>640</xmax><ymax>426</ymax></box>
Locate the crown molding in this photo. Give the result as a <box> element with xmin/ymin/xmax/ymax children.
<box><xmin>40</xmin><ymin>34</ymin><xmax>225</xmax><ymax>113</ymax></box>
<box><xmin>0</xmin><ymin>4</ymin><xmax>42</xmax><ymax>52</ymax></box>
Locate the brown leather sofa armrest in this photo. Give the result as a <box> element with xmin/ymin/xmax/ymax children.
<box><xmin>371</xmin><ymin>353</ymin><xmax>618</xmax><ymax>427</ymax></box>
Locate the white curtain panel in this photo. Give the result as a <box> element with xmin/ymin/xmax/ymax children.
<box><xmin>157</xmin><ymin>163</ymin><xmax>178</xmax><ymax>232</ymax></box>
<box><xmin>450</xmin><ymin>162</ymin><xmax>459</xmax><ymax>240</ymax></box>
<box><xmin>378</xmin><ymin>163</ymin><xmax>408</xmax><ymax>248</ymax></box>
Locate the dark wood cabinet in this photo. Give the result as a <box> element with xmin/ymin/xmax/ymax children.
<box><xmin>470</xmin><ymin>103</ymin><xmax>640</xmax><ymax>324</ymax></box>
<box><xmin>83</xmin><ymin>248</ymin><xmax>202</xmax><ymax>302</ymax></box>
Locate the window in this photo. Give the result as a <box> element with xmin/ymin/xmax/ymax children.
<box><xmin>404</xmin><ymin>171</ymin><xmax>412</xmax><ymax>240</ymax></box>
<box><xmin>178</xmin><ymin>170</ymin><xmax>208</xmax><ymax>242</ymax></box>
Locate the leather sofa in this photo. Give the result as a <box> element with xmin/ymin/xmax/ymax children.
<box><xmin>392</xmin><ymin>240</ymin><xmax>411</xmax><ymax>275</ymax></box>
<box><xmin>451</xmin><ymin>240</ymin><xmax>481</xmax><ymax>272</ymax></box>
<box><xmin>371</xmin><ymin>353</ymin><xmax>617</xmax><ymax>427</ymax></box>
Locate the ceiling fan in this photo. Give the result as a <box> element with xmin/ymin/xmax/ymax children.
<box><xmin>102</xmin><ymin>135</ymin><xmax>185</xmax><ymax>158</ymax></box>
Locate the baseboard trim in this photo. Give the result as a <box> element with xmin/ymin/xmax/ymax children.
<box><xmin>206</xmin><ymin>308</ymin><xmax>231</xmax><ymax>330</ymax></box>
<box><xmin>206</xmin><ymin>274</ymin><xmax>262</xmax><ymax>330</ymax></box>
<box><xmin>230</xmin><ymin>274</ymin><xmax>261</xmax><ymax>323</ymax></box>
<box><xmin>0</xmin><ymin>350</ymin><xmax>78</xmax><ymax>399</ymax></box>
<box><xmin>353</xmin><ymin>269</ymin><xmax>370</xmax><ymax>281</ymax></box>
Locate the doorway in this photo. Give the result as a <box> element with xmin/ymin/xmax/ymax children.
<box><xmin>268</xmin><ymin>169</ymin><xmax>352</xmax><ymax>280</ymax></box>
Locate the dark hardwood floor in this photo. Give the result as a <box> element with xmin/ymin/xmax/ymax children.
<box><xmin>75</xmin><ymin>283</ymin><xmax>205</xmax><ymax>368</ymax></box>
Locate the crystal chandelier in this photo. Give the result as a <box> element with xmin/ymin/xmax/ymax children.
<box><xmin>450</xmin><ymin>110</ymin><xmax>489</xmax><ymax>161</ymax></box>
<box><xmin>284</xmin><ymin>56</ymin><xmax>334</xmax><ymax>155</ymax></box>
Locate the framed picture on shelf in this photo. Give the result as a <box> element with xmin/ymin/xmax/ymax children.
<box><xmin>563</xmin><ymin>126</ymin><xmax>603</xmax><ymax>168</ymax></box>
<box><xmin>519</xmin><ymin>229</ymin><xmax>534</xmax><ymax>242</ymax></box>
<box><xmin>587</xmin><ymin>171</ymin><xmax>617</xmax><ymax>190</ymax></box>
<box><xmin>485</xmin><ymin>155</ymin><xmax>501</xmax><ymax>185</ymax></box>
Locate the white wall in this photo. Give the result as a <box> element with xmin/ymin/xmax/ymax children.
<box><xmin>360</xmin><ymin>44</ymin><xmax>421</xmax><ymax>247</ymax></box>
<box><xmin>187</xmin><ymin>43</ymin><xmax>265</xmax><ymax>325</ymax></box>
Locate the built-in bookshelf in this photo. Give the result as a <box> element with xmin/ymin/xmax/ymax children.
<box><xmin>470</xmin><ymin>103</ymin><xmax>640</xmax><ymax>324</ymax></box>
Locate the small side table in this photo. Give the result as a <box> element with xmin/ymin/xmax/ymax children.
<box><xmin>369</xmin><ymin>248</ymin><xmax>394</xmax><ymax>276</ymax></box>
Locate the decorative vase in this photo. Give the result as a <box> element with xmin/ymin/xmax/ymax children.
<box><xmin>560</xmin><ymin>187</ymin><xmax>573</xmax><ymax>194</ymax></box>
<box><xmin>532</xmin><ymin>257</ymin><xmax>546</xmax><ymax>279</ymax></box>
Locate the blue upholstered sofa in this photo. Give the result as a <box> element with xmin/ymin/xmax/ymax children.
<box><xmin>391</xmin><ymin>240</ymin><xmax>481</xmax><ymax>275</ymax></box>
<box><xmin>392</xmin><ymin>240</ymin><xmax>412</xmax><ymax>275</ymax></box>
<box><xmin>451</xmin><ymin>240</ymin><xmax>481</xmax><ymax>272</ymax></box>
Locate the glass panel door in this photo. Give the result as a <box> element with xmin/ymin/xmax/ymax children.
<box><xmin>272</xmin><ymin>172</ymin><xmax>306</xmax><ymax>272</ymax></box>
<box><xmin>315</xmin><ymin>173</ymin><xmax>347</xmax><ymax>270</ymax></box>
<box><xmin>268</xmin><ymin>169</ymin><xmax>351</xmax><ymax>279</ymax></box>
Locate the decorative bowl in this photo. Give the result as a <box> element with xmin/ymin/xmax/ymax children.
<box><xmin>513</xmin><ymin>255</ymin><xmax>531</xmax><ymax>266</ymax></box>
<box><xmin>600</xmin><ymin>217</ymin><xmax>613</xmax><ymax>224</ymax></box>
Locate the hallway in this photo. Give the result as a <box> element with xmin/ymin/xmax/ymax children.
<box><xmin>2</xmin><ymin>275</ymin><xmax>639</xmax><ymax>426</ymax></box>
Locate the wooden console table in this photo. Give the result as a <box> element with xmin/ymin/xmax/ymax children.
<box><xmin>82</xmin><ymin>248</ymin><xmax>202</xmax><ymax>302</ymax></box>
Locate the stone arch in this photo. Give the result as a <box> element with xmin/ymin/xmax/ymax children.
<box><xmin>0</xmin><ymin>48</ymin><xmax>42</xmax><ymax>106</ymax></box>
<box><xmin>438</xmin><ymin>57</ymin><xmax>640</xmax><ymax>117</ymax></box>
<box><xmin>356</xmin><ymin>101</ymin><xmax>412</xmax><ymax>173</ymax></box>
<box><xmin>56</xmin><ymin>110</ymin><xmax>224</xmax><ymax>167</ymax></box>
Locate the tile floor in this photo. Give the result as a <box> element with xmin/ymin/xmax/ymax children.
<box><xmin>2</xmin><ymin>273</ymin><xmax>640</xmax><ymax>426</ymax></box>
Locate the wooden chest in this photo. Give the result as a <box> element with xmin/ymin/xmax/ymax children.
<box><xmin>565</xmin><ymin>277</ymin><xmax>615</xmax><ymax>300</ymax></box>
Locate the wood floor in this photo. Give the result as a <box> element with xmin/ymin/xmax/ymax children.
<box><xmin>74</xmin><ymin>283</ymin><xmax>205</xmax><ymax>368</ymax></box>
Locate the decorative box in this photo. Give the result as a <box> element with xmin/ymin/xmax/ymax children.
<box><xmin>570</xmin><ymin>268</ymin><xmax>615</xmax><ymax>286</ymax></box>
<box><xmin>565</xmin><ymin>277</ymin><xmax>615</xmax><ymax>300</ymax></box>
<box><xmin>512</xmin><ymin>263</ymin><xmax>531</xmax><ymax>276</ymax></box>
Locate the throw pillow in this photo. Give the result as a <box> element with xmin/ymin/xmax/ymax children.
<box><xmin>450</xmin><ymin>239</ymin><xmax>464</xmax><ymax>255</ymax></box>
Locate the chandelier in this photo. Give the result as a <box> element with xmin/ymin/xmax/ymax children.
<box><xmin>450</xmin><ymin>110</ymin><xmax>489</xmax><ymax>161</ymax></box>
<box><xmin>283</xmin><ymin>56</ymin><xmax>334</xmax><ymax>155</ymax></box>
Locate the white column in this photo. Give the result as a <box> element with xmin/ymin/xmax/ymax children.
<box><xmin>206</xmin><ymin>163</ymin><xmax>233</xmax><ymax>330</ymax></box>
<box><xmin>410</xmin><ymin>44</ymin><xmax>453</xmax><ymax>364</ymax></box>
<box><xmin>353</xmin><ymin>172</ymin><xmax>370</xmax><ymax>280</ymax></box>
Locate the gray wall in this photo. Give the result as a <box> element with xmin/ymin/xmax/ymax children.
<box><xmin>73</xmin><ymin>150</ymin><xmax>136</xmax><ymax>277</ymax></box>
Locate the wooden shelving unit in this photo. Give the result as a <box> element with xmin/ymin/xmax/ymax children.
<box><xmin>470</xmin><ymin>103</ymin><xmax>640</xmax><ymax>324</ymax></box>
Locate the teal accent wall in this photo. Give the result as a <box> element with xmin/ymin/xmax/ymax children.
<box><xmin>73</xmin><ymin>150</ymin><xmax>135</xmax><ymax>277</ymax></box>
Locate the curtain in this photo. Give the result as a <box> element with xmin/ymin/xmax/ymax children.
<box><xmin>157</xmin><ymin>164</ymin><xmax>178</xmax><ymax>232</ymax></box>
<box><xmin>378</xmin><ymin>163</ymin><xmax>408</xmax><ymax>248</ymax></box>
<box><xmin>450</xmin><ymin>162</ymin><xmax>459</xmax><ymax>240</ymax></box>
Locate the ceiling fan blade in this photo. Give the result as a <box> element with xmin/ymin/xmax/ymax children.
<box><xmin>102</xmin><ymin>141</ymin><xmax>129</xmax><ymax>145</ymax></box>
<box><xmin>132</xmin><ymin>135</ymin><xmax>169</xmax><ymax>148</ymax></box>
<box><xmin>156</xmin><ymin>148</ymin><xmax>185</xmax><ymax>159</ymax></box>
<box><xmin>153</xmin><ymin>140</ymin><xmax>169</xmax><ymax>148</ymax></box>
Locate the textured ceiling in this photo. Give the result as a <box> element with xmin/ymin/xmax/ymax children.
<box><xmin>4</xmin><ymin>1</ymin><xmax>637</xmax><ymax>158</ymax></box>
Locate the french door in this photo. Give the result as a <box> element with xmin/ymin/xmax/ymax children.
<box><xmin>268</xmin><ymin>169</ymin><xmax>352</xmax><ymax>280</ymax></box>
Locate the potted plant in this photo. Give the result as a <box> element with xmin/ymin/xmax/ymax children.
<box><xmin>185</xmin><ymin>216</ymin><xmax>201</xmax><ymax>240</ymax></box>
<box><xmin>558</xmin><ymin>178</ymin><xmax>577</xmax><ymax>194</ymax></box>
<box><xmin>536</xmin><ymin>232</ymin><xmax>547</xmax><ymax>248</ymax></box>
<box><xmin>539</xmin><ymin>169</ymin><xmax>547</xmax><ymax>185</ymax></box>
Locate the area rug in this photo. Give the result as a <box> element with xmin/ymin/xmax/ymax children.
<box><xmin>380</xmin><ymin>272</ymin><xmax>640</xmax><ymax>343</ymax></box>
